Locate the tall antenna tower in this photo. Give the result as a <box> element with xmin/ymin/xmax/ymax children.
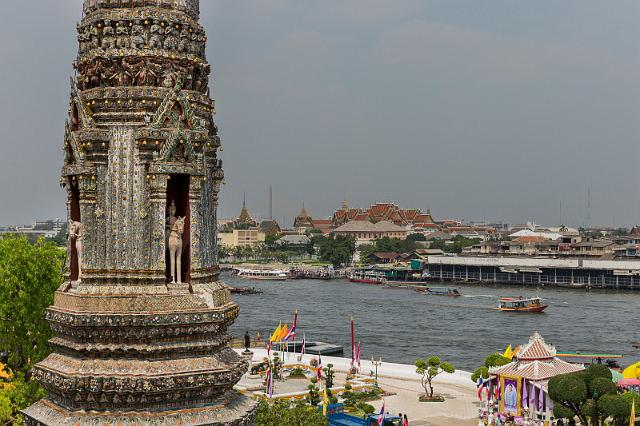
<box><xmin>269</xmin><ymin>185</ymin><xmax>273</xmax><ymax>220</ymax></box>
<box><xmin>586</xmin><ymin>186</ymin><xmax>591</xmax><ymax>228</ymax></box>
<box><xmin>559</xmin><ymin>200</ymin><xmax>563</xmax><ymax>226</ymax></box>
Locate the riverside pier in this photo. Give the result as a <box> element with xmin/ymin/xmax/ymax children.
<box><xmin>426</xmin><ymin>255</ymin><xmax>640</xmax><ymax>290</ymax></box>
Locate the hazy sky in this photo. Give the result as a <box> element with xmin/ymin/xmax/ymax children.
<box><xmin>1</xmin><ymin>1</ymin><xmax>639</xmax><ymax>227</ymax></box>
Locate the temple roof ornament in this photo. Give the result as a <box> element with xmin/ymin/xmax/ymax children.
<box><xmin>294</xmin><ymin>202</ymin><xmax>314</xmax><ymax>229</ymax></box>
<box><xmin>83</xmin><ymin>0</ymin><xmax>200</xmax><ymax>19</ymax></box>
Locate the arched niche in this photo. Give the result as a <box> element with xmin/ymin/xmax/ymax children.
<box><xmin>69</xmin><ymin>176</ymin><xmax>81</xmax><ymax>282</ymax></box>
<box><xmin>165</xmin><ymin>174</ymin><xmax>191</xmax><ymax>284</ymax></box>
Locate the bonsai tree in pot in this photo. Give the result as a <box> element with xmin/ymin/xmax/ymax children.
<box><xmin>415</xmin><ymin>356</ymin><xmax>455</xmax><ymax>402</ymax></box>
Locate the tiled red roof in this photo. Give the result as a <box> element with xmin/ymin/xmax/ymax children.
<box><xmin>490</xmin><ymin>333</ymin><xmax>583</xmax><ymax>381</ymax></box>
<box><xmin>517</xmin><ymin>332</ymin><xmax>555</xmax><ymax>360</ymax></box>
<box><xmin>491</xmin><ymin>359</ymin><xmax>582</xmax><ymax>381</ymax></box>
<box><xmin>331</xmin><ymin>202</ymin><xmax>438</xmax><ymax>228</ymax></box>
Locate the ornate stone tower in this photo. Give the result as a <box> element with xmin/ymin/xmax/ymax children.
<box><xmin>23</xmin><ymin>1</ymin><xmax>256</xmax><ymax>424</ymax></box>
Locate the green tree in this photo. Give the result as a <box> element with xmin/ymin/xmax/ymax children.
<box><xmin>0</xmin><ymin>378</ymin><xmax>47</xmax><ymax>425</ymax></box>
<box><xmin>549</xmin><ymin>373</ymin><xmax>588</xmax><ymax>424</ymax></box>
<box><xmin>429</xmin><ymin>235</ymin><xmax>480</xmax><ymax>254</ymax></box>
<box><xmin>471</xmin><ymin>353</ymin><xmax>511</xmax><ymax>383</ymax></box>
<box><xmin>264</xmin><ymin>234</ymin><xmax>281</xmax><ymax>247</ymax></box>
<box><xmin>313</xmin><ymin>235</ymin><xmax>356</xmax><ymax>267</ymax></box>
<box><xmin>597</xmin><ymin>394</ymin><xmax>631</xmax><ymax>426</ymax></box>
<box><xmin>255</xmin><ymin>400</ymin><xmax>328</xmax><ymax>426</ymax></box>
<box><xmin>407</xmin><ymin>233</ymin><xmax>427</xmax><ymax>242</ymax></box>
<box><xmin>48</xmin><ymin>223</ymin><xmax>68</xmax><ymax>247</ymax></box>
<box><xmin>218</xmin><ymin>244</ymin><xmax>232</xmax><ymax>260</ymax></box>
<box><xmin>548</xmin><ymin>364</ymin><xmax>618</xmax><ymax>425</ymax></box>
<box><xmin>0</xmin><ymin>236</ymin><xmax>63</xmax><ymax>373</ymax></box>
<box><xmin>306</xmin><ymin>377</ymin><xmax>321</xmax><ymax>406</ymax></box>
<box><xmin>415</xmin><ymin>356</ymin><xmax>455</xmax><ymax>398</ymax></box>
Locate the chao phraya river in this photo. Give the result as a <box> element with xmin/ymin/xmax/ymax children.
<box><xmin>227</xmin><ymin>275</ymin><xmax>639</xmax><ymax>370</ymax></box>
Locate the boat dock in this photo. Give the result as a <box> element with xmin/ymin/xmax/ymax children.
<box><xmin>426</xmin><ymin>255</ymin><xmax>640</xmax><ymax>290</ymax></box>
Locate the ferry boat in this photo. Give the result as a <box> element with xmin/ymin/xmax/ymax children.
<box><xmin>426</xmin><ymin>287</ymin><xmax>462</xmax><ymax>297</ymax></box>
<box><xmin>349</xmin><ymin>271</ymin><xmax>385</xmax><ymax>285</ymax></box>
<box><xmin>495</xmin><ymin>297</ymin><xmax>548</xmax><ymax>313</ymax></box>
<box><xmin>234</xmin><ymin>268</ymin><xmax>290</xmax><ymax>280</ymax></box>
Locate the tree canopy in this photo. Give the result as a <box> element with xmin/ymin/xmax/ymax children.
<box><xmin>0</xmin><ymin>235</ymin><xmax>63</xmax><ymax>373</ymax></box>
<box><xmin>415</xmin><ymin>356</ymin><xmax>455</xmax><ymax>398</ymax></box>
<box><xmin>548</xmin><ymin>364</ymin><xmax>625</xmax><ymax>425</ymax></box>
<box><xmin>471</xmin><ymin>353</ymin><xmax>511</xmax><ymax>383</ymax></box>
<box><xmin>429</xmin><ymin>235</ymin><xmax>480</xmax><ymax>254</ymax></box>
<box><xmin>312</xmin><ymin>235</ymin><xmax>356</xmax><ymax>267</ymax></box>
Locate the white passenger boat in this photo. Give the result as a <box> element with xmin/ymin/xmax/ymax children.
<box><xmin>234</xmin><ymin>268</ymin><xmax>290</xmax><ymax>280</ymax></box>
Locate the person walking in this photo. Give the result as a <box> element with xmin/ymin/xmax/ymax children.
<box><xmin>403</xmin><ymin>414</ymin><xmax>409</xmax><ymax>426</ymax></box>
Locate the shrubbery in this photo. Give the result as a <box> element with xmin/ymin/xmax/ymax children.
<box><xmin>255</xmin><ymin>400</ymin><xmax>328</xmax><ymax>426</ymax></box>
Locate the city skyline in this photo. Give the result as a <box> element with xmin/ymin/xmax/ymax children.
<box><xmin>1</xmin><ymin>0</ymin><xmax>639</xmax><ymax>226</ymax></box>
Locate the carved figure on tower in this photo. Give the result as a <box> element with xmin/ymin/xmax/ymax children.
<box><xmin>68</xmin><ymin>220</ymin><xmax>84</xmax><ymax>283</ymax></box>
<box><xmin>169</xmin><ymin>216</ymin><xmax>185</xmax><ymax>284</ymax></box>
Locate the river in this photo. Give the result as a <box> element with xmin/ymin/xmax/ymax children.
<box><xmin>226</xmin><ymin>275</ymin><xmax>639</xmax><ymax>371</ymax></box>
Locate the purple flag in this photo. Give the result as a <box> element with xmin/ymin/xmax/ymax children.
<box><xmin>529</xmin><ymin>384</ymin><xmax>536</xmax><ymax>409</ymax></box>
<box><xmin>538</xmin><ymin>386</ymin><xmax>544</xmax><ymax>412</ymax></box>
<box><xmin>522</xmin><ymin>380</ymin><xmax>528</xmax><ymax>409</ymax></box>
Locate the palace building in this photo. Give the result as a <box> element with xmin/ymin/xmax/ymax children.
<box><xmin>23</xmin><ymin>1</ymin><xmax>256</xmax><ymax>424</ymax></box>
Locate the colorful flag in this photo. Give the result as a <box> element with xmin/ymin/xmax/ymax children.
<box><xmin>283</xmin><ymin>312</ymin><xmax>297</xmax><ymax>341</ymax></box>
<box><xmin>529</xmin><ymin>384</ymin><xmax>536</xmax><ymax>409</ymax></box>
<box><xmin>277</xmin><ymin>323</ymin><xmax>289</xmax><ymax>342</ymax></box>
<box><xmin>377</xmin><ymin>400</ymin><xmax>386</xmax><ymax>426</ymax></box>
<box><xmin>322</xmin><ymin>387</ymin><xmax>329</xmax><ymax>416</ymax></box>
<box><xmin>317</xmin><ymin>355</ymin><xmax>323</xmax><ymax>380</ymax></box>
<box><xmin>538</xmin><ymin>385</ymin><xmax>544</xmax><ymax>412</ymax></box>
<box><xmin>269</xmin><ymin>322</ymin><xmax>282</xmax><ymax>342</ymax></box>
<box><xmin>503</xmin><ymin>345</ymin><xmax>513</xmax><ymax>360</ymax></box>
<box><xmin>630</xmin><ymin>400</ymin><xmax>635</xmax><ymax>426</ymax></box>
<box><xmin>265</xmin><ymin>368</ymin><xmax>273</xmax><ymax>398</ymax></box>
<box><xmin>477</xmin><ymin>384</ymin><xmax>484</xmax><ymax>401</ymax></box>
<box><xmin>266</xmin><ymin>341</ymin><xmax>272</xmax><ymax>359</ymax></box>
<box><xmin>351</xmin><ymin>317</ymin><xmax>356</xmax><ymax>368</ymax></box>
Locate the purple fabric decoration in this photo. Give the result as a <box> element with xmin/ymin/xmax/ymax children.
<box><xmin>529</xmin><ymin>384</ymin><xmax>536</xmax><ymax>409</ymax></box>
<box><xmin>522</xmin><ymin>380</ymin><xmax>528</xmax><ymax>408</ymax></box>
<box><xmin>538</xmin><ymin>386</ymin><xmax>544</xmax><ymax>412</ymax></box>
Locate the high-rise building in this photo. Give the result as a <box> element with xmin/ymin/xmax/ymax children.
<box><xmin>23</xmin><ymin>1</ymin><xmax>256</xmax><ymax>424</ymax></box>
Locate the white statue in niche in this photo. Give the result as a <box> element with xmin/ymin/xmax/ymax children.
<box><xmin>168</xmin><ymin>216</ymin><xmax>185</xmax><ymax>284</ymax></box>
<box><xmin>166</xmin><ymin>200</ymin><xmax>177</xmax><ymax>237</ymax></box>
<box><xmin>68</xmin><ymin>220</ymin><xmax>84</xmax><ymax>283</ymax></box>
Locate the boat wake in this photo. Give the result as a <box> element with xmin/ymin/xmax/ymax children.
<box><xmin>463</xmin><ymin>294</ymin><xmax>496</xmax><ymax>299</ymax></box>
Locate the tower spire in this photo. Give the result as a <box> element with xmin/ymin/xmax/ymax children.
<box><xmin>341</xmin><ymin>196</ymin><xmax>349</xmax><ymax>210</ymax></box>
<box><xmin>24</xmin><ymin>0</ymin><xmax>256</xmax><ymax>424</ymax></box>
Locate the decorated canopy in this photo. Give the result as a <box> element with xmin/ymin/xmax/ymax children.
<box><xmin>490</xmin><ymin>332</ymin><xmax>583</xmax><ymax>383</ymax></box>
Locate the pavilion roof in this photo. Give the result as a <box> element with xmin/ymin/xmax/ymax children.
<box><xmin>490</xmin><ymin>332</ymin><xmax>583</xmax><ymax>381</ymax></box>
<box><xmin>517</xmin><ymin>332</ymin><xmax>556</xmax><ymax>360</ymax></box>
<box><xmin>490</xmin><ymin>358</ymin><xmax>582</xmax><ymax>382</ymax></box>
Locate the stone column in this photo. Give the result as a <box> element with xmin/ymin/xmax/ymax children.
<box><xmin>148</xmin><ymin>173</ymin><xmax>168</xmax><ymax>273</ymax></box>
<box><xmin>77</xmin><ymin>174</ymin><xmax>97</xmax><ymax>270</ymax></box>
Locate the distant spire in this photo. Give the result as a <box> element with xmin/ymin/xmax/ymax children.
<box><xmin>238</xmin><ymin>192</ymin><xmax>253</xmax><ymax>224</ymax></box>
<box><xmin>294</xmin><ymin>202</ymin><xmax>313</xmax><ymax>228</ymax></box>
<box><xmin>341</xmin><ymin>196</ymin><xmax>349</xmax><ymax>210</ymax></box>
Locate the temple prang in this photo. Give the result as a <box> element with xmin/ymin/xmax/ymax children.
<box><xmin>23</xmin><ymin>1</ymin><xmax>257</xmax><ymax>424</ymax></box>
